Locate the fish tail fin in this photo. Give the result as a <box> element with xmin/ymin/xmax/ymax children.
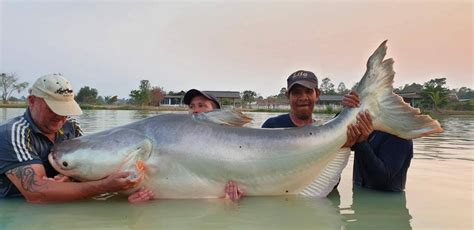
<box><xmin>357</xmin><ymin>41</ymin><xmax>443</xmax><ymax>139</ymax></box>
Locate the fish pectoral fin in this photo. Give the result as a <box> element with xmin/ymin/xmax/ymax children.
<box><xmin>300</xmin><ymin>148</ymin><xmax>350</xmax><ymax>197</ymax></box>
<box><xmin>130</xmin><ymin>139</ymin><xmax>153</xmax><ymax>161</ymax></box>
<box><xmin>193</xmin><ymin>110</ymin><xmax>253</xmax><ymax>127</ymax></box>
<box><xmin>127</xmin><ymin>160</ymin><xmax>147</xmax><ymax>186</ymax></box>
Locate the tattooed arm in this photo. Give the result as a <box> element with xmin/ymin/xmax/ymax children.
<box><xmin>6</xmin><ymin>164</ymin><xmax>135</xmax><ymax>203</ymax></box>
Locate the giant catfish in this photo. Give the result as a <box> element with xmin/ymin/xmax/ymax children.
<box><xmin>49</xmin><ymin>41</ymin><xmax>443</xmax><ymax>199</ymax></box>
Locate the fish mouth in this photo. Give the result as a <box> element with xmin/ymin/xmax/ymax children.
<box><xmin>48</xmin><ymin>151</ymin><xmax>75</xmax><ymax>173</ymax></box>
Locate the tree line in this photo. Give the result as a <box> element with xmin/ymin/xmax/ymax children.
<box><xmin>1</xmin><ymin>72</ymin><xmax>473</xmax><ymax>111</ymax></box>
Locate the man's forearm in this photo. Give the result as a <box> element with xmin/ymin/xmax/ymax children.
<box><xmin>24</xmin><ymin>179</ymin><xmax>109</xmax><ymax>203</ymax></box>
<box><xmin>6</xmin><ymin>164</ymin><xmax>110</xmax><ymax>203</ymax></box>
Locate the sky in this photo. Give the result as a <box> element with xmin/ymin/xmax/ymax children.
<box><xmin>1</xmin><ymin>0</ymin><xmax>472</xmax><ymax>99</ymax></box>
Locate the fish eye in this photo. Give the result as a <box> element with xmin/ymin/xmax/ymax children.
<box><xmin>62</xmin><ymin>161</ymin><xmax>68</xmax><ymax>167</ymax></box>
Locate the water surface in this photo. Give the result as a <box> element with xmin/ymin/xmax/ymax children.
<box><xmin>0</xmin><ymin>108</ymin><xmax>472</xmax><ymax>229</ymax></box>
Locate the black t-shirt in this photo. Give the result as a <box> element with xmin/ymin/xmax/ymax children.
<box><xmin>261</xmin><ymin>114</ymin><xmax>296</xmax><ymax>128</ymax></box>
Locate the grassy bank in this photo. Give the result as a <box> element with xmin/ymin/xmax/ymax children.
<box><xmin>423</xmin><ymin>109</ymin><xmax>474</xmax><ymax>116</ymax></box>
<box><xmin>0</xmin><ymin>103</ymin><xmax>188</xmax><ymax>111</ymax></box>
<box><xmin>2</xmin><ymin>103</ymin><xmax>473</xmax><ymax>116</ymax></box>
<box><xmin>78</xmin><ymin>104</ymin><xmax>188</xmax><ymax>111</ymax></box>
<box><xmin>0</xmin><ymin>103</ymin><xmax>27</xmax><ymax>108</ymax></box>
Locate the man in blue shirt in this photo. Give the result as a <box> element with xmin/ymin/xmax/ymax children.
<box><xmin>263</xmin><ymin>70</ymin><xmax>413</xmax><ymax>192</ymax></box>
<box><xmin>0</xmin><ymin>74</ymin><xmax>136</xmax><ymax>203</ymax></box>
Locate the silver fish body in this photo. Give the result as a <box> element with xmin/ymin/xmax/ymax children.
<box><xmin>49</xmin><ymin>41</ymin><xmax>443</xmax><ymax>199</ymax></box>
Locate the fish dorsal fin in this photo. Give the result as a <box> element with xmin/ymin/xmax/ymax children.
<box><xmin>300</xmin><ymin>148</ymin><xmax>350</xmax><ymax>197</ymax></box>
<box><xmin>193</xmin><ymin>110</ymin><xmax>253</xmax><ymax>127</ymax></box>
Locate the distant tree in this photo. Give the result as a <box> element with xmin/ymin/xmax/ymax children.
<box><xmin>456</xmin><ymin>87</ymin><xmax>474</xmax><ymax>99</ymax></box>
<box><xmin>76</xmin><ymin>86</ymin><xmax>98</xmax><ymax>104</ymax></box>
<box><xmin>320</xmin><ymin>77</ymin><xmax>336</xmax><ymax>95</ymax></box>
<box><xmin>105</xmin><ymin>95</ymin><xmax>118</xmax><ymax>104</ymax></box>
<box><xmin>265</xmin><ymin>96</ymin><xmax>277</xmax><ymax>108</ymax></box>
<box><xmin>168</xmin><ymin>90</ymin><xmax>186</xmax><ymax>96</ymax></box>
<box><xmin>8</xmin><ymin>96</ymin><xmax>21</xmax><ymax>102</ymax></box>
<box><xmin>279</xmin><ymin>87</ymin><xmax>287</xmax><ymax>96</ymax></box>
<box><xmin>275</xmin><ymin>87</ymin><xmax>288</xmax><ymax>104</ymax></box>
<box><xmin>395</xmin><ymin>83</ymin><xmax>423</xmax><ymax>94</ymax></box>
<box><xmin>220</xmin><ymin>98</ymin><xmax>233</xmax><ymax>106</ymax></box>
<box><xmin>116</xmin><ymin>98</ymin><xmax>128</xmax><ymax>105</ymax></box>
<box><xmin>336</xmin><ymin>82</ymin><xmax>350</xmax><ymax>95</ymax></box>
<box><xmin>150</xmin><ymin>87</ymin><xmax>165</xmax><ymax>106</ymax></box>
<box><xmin>0</xmin><ymin>73</ymin><xmax>29</xmax><ymax>104</ymax></box>
<box><xmin>96</xmin><ymin>96</ymin><xmax>105</xmax><ymax>105</ymax></box>
<box><xmin>421</xmin><ymin>78</ymin><xmax>449</xmax><ymax>111</ymax></box>
<box><xmin>129</xmin><ymin>80</ymin><xmax>152</xmax><ymax>106</ymax></box>
<box><xmin>241</xmin><ymin>90</ymin><xmax>257</xmax><ymax>108</ymax></box>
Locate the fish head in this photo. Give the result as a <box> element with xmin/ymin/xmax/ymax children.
<box><xmin>49</xmin><ymin>128</ymin><xmax>153</xmax><ymax>181</ymax></box>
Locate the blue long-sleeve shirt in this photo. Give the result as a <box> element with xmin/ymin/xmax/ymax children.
<box><xmin>351</xmin><ymin>131</ymin><xmax>413</xmax><ymax>192</ymax></box>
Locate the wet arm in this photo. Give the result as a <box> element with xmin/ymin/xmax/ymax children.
<box><xmin>6</xmin><ymin>164</ymin><xmax>132</xmax><ymax>203</ymax></box>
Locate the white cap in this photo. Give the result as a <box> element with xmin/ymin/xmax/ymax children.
<box><xmin>29</xmin><ymin>74</ymin><xmax>83</xmax><ymax>116</ymax></box>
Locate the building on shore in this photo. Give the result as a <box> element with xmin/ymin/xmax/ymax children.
<box><xmin>161</xmin><ymin>91</ymin><xmax>435</xmax><ymax>110</ymax></box>
<box><xmin>161</xmin><ymin>91</ymin><xmax>241</xmax><ymax>108</ymax></box>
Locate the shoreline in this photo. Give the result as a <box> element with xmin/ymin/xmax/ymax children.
<box><xmin>1</xmin><ymin>103</ymin><xmax>473</xmax><ymax>115</ymax></box>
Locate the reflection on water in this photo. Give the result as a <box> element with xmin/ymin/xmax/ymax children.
<box><xmin>329</xmin><ymin>187</ymin><xmax>412</xmax><ymax>230</ymax></box>
<box><xmin>0</xmin><ymin>196</ymin><xmax>342</xmax><ymax>229</ymax></box>
<box><xmin>0</xmin><ymin>108</ymin><xmax>472</xmax><ymax>229</ymax></box>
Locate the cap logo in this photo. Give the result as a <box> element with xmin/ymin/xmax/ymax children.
<box><xmin>293</xmin><ymin>71</ymin><xmax>309</xmax><ymax>77</ymax></box>
<box><xmin>55</xmin><ymin>88</ymin><xmax>74</xmax><ymax>96</ymax></box>
<box><xmin>291</xmin><ymin>71</ymin><xmax>316</xmax><ymax>81</ymax></box>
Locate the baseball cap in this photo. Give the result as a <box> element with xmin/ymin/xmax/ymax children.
<box><xmin>29</xmin><ymin>74</ymin><xmax>83</xmax><ymax>116</ymax></box>
<box><xmin>287</xmin><ymin>70</ymin><xmax>319</xmax><ymax>92</ymax></box>
<box><xmin>183</xmin><ymin>89</ymin><xmax>221</xmax><ymax>109</ymax></box>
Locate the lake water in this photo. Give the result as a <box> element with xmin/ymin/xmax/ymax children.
<box><xmin>0</xmin><ymin>108</ymin><xmax>473</xmax><ymax>229</ymax></box>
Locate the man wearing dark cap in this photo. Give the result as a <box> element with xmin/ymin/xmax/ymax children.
<box><xmin>262</xmin><ymin>70</ymin><xmax>369</xmax><ymax>137</ymax></box>
<box><xmin>263</xmin><ymin>70</ymin><xmax>412</xmax><ymax>193</ymax></box>
<box><xmin>183</xmin><ymin>89</ymin><xmax>221</xmax><ymax>114</ymax></box>
<box><xmin>262</xmin><ymin>70</ymin><xmax>322</xmax><ymax>127</ymax></box>
<box><xmin>219</xmin><ymin>70</ymin><xmax>371</xmax><ymax>202</ymax></box>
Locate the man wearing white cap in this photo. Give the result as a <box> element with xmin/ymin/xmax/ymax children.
<box><xmin>0</xmin><ymin>74</ymin><xmax>136</xmax><ymax>203</ymax></box>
